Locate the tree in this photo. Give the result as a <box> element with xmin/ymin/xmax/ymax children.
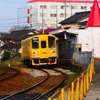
<box><xmin>2</xmin><ymin>51</ymin><xmax>11</xmax><ymax>60</ymax></box>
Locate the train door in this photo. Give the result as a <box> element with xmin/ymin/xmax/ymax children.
<box><xmin>39</xmin><ymin>37</ymin><xmax>48</xmax><ymax>59</ymax></box>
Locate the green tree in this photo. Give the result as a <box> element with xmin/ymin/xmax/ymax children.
<box><xmin>3</xmin><ymin>51</ymin><xmax>11</xmax><ymax>60</ymax></box>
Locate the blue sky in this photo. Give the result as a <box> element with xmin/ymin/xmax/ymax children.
<box><xmin>0</xmin><ymin>0</ymin><xmax>28</xmax><ymax>32</ymax></box>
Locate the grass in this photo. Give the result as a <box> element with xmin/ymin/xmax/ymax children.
<box><xmin>68</xmin><ymin>73</ymin><xmax>80</xmax><ymax>78</ymax></box>
<box><xmin>0</xmin><ymin>68</ymin><xmax>5</xmax><ymax>75</ymax></box>
<box><xmin>0</xmin><ymin>56</ymin><xmax>24</xmax><ymax>67</ymax></box>
<box><xmin>68</xmin><ymin>73</ymin><xmax>80</xmax><ymax>81</ymax></box>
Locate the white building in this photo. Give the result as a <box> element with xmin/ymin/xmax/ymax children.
<box><xmin>27</xmin><ymin>0</ymin><xmax>93</xmax><ymax>30</ymax></box>
<box><xmin>73</xmin><ymin>0</ymin><xmax>100</xmax><ymax>59</ymax></box>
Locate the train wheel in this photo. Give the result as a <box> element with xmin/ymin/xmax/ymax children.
<box><xmin>28</xmin><ymin>61</ymin><xmax>32</xmax><ymax>68</ymax></box>
<box><xmin>24</xmin><ymin>60</ymin><xmax>31</xmax><ymax>68</ymax></box>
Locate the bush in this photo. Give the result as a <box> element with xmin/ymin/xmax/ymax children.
<box><xmin>2</xmin><ymin>51</ymin><xmax>11</xmax><ymax>60</ymax></box>
<box><xmin>17</xmin><ymin>61</ymin><xmax>23</xmax><ymax>66</ymax></box>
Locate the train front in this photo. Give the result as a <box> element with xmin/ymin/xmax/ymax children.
<box><xmin>31</xmin><ymin>35</ymin><xmax>57</xmax><ymax>66</ymax></box>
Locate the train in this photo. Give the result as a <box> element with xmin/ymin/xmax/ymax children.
<box><xmin>21</xmin><ymin>34</ymin><xmax>57</xmax><ymax>66</ymax></box>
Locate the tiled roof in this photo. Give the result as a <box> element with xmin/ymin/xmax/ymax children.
<box><xmin>1</xmin><ymin>42</ymin><xmax>20</xmax><ymax>49</ymax></box>
<box><xmin>59</xmin><ymin>11</ymin><xmax>90</xmax><ymax>25</ymax></box>
<box><xmin>0</xmin><ymin>29</ymin><xmax>36</xmax><ymax>42</ymax></box>
<box><xmin>0</xmin><ymin>29</ymin><xmax>37</xmax><ymax>49</ymax></box>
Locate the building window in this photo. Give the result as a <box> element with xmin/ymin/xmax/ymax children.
<box><xmin>61</xmin><ymin>5</ymin><xmax>65</xmax><ymax>9</ymax></box>
<box><xmin>80</xmin><ymin>6</ymin><xmax>86</xmax><ymax>10</ymax></box>
<box><xmin>50</xmin><ymin>5</ymin><xmax>56</xmax><ymax>9</ymax></box>
<box><xmin>50</xmin><ymin>14</ymin><xmax>57</xmax><ymax>17</ymax></box>
<box><xmin>40</xmin><ymin>5</ymin><xmax>47</xmax><ymax>9</ymax></box>
<box><xmin>78</xmin><ymin>47</ymin><xmax>81</xmax><ymax>52</ymax></box>
<box><xmin>30</xmin><ymin>6</ymin><xmax>32</xmax><ymax>10</ymax></box>
<box><xmin>30</xmin><ymin>24</ymin><xmax>32</xmax><ymax>28</ymax></box>
<box><xmin>60</xmin><ymin>13</ymin><xmax>64</xmax><ymax>17</ymax></box>
<box><xmin>90</xmin><ymin>6</ymin><xmax>92</xmax><ymax>10</ymax></box>
<box><xmin>71</xmin><ymin>6</ymin><xmax>77</xmax><ymax>9</ymax></box>
<box><xmin>30</xmin><ymin>14</ymin><xmax>32</xmax><ymax>18</ymax></box>
<box><xmin>40</xmin><ymin>13</ymin><xmax>47</xmax><ymax>17</ymax></box>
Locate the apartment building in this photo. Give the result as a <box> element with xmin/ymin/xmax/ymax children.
<box><xmin>28</xmin><ymin>0</ymin><xmax>93</xmax><ymax>30</ymax></box>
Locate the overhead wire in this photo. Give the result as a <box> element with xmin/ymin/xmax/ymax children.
<box><xmin>0</xmin><ymin>21</ymin><xmax>27</xmax><ymax>25</ymax></box>
<box><xmin>0</xmin><ymin>15</ymin><xmax>27</xmax><ymax>31</ymax></box>
<box><xmin>0</xmin><ymin>16</ymin><xmax>27</xmax><ymax>21</ymax></box>
<box><xmin>0</xmin><ymin>10</ymin><xmax>39</xmax><ymax>30</ymax></box>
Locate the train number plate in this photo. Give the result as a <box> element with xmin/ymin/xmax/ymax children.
<box><xmin>42</xmin><ymin>52</ymin><xmax>46</xmax><ymax>54</ymax></box>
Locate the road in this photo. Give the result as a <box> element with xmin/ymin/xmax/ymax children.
<box><xmin>85</xmin><ymin>61</ymin><xmax>100</xmax><ymax>100</ymax></box>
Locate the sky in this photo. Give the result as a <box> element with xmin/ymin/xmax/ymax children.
<box><xmin>0</xmin><ymin>0</ymin><xmax>28</xmax><ymax>33</ymax></box>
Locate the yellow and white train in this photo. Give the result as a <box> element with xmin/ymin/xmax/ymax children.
<box><xmin>21</xmin><ymin>34</ymin><xmax>57</xmax><ymax>66</ymax></box>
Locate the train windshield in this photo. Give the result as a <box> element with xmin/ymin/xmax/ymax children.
<box><xmin>32</xmin><ymin>37</ymin><xmax>39</xmax><ymax>48</ymax></box>
<box><xmin>48</xmin><ymin>36</ymin><xmax>55</xmax><ymax>48</ymax></box>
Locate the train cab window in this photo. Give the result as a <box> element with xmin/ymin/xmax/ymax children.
<box><xmin>32</xmin><ymin>37</ymin><xmax>39</xmax><ymax>48</ymax></box>
<box><xmin>48</xmin><ymin>37</ymin><xmax>55</xmax><ymax>48</ymax></box>
<box><xmin>41</xmin><ymin>41</ymin><xmax>46</xmax><ymax>48</ymax></box>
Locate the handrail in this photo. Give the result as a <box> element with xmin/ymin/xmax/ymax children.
<box><xmin>48</xmin><ymin>58</ymin><xmax>94</xmax><ymax>100</ymax></box>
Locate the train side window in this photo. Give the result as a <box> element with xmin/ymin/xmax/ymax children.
<box><xmin>48</xmin><ymin>36</ymin><xmax>55</xmax><ymax>48</ymax></box>
<box><xmin>32</xmin><ymin>37</ymin><xmax>39</xmax><ymax>48</ymax></box>
<box><xmin>41</xmin><ymin>41</ymin><xmax>46</xmax><ymax>48</ymax></box>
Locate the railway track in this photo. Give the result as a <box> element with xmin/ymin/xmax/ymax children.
<box><xmin>0</xmin><ymin>67</ymin><xmax>67</xmax><ymax>100</ymax></box>
<box><xmin>32</xmin><ymin>68</ymin><xmax>67</xmax><ymax>100</ymax></box>
<box><xmin>0</xmin><ymin>67</ymin><xmax>20</xmax><ymax>81</ymax></box>
<box><xmin>0</xmin><ymin>69</ymin><xmax>49</xmax><ymax>100</ymax></box>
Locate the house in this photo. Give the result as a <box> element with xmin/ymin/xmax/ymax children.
<box><xmin>50</xmin><ymin>0</ymin><xmax>100</xmax><ymax>59</ymax></box>
<box><xmin>59</xmin><ymin>11</ymin><xmax>90</xmax><ymax>30</ymax></box>
<box><xmin>49</xmin><ymin>11</ymin><xmax>90</xmax><ymax>59</ymax></box>
<box><xmin>0</xmin><ymin>29</ymin><xmax>38</xmax><ymax>58</ymax></box>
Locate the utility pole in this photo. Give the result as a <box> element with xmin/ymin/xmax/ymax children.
<box><xmin>65</xmin><ymin>1</ymin><xmax>67</xmax><ymax>19</ymax></box>
<box><xmin>63</xmin><ymin>0</ymin><xmax>67</xmax><ymax>19</ymax></box>
<box><xmin>56</xmin><ymin>4</ymin><xmax>58</xmax><ymax>28</ymax></box>
<box><xmin>42</xmin><ymin>6</ymin><xmax>44</xmax><ymax>34</ymax></box>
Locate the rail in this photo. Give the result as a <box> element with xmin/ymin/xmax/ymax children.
<box><xmin>32</xmin><ymin>68</ymin><xmax>67</xmax><ymax>100</ymax></box>
<box><xmin>0</xmin><ymin>67</ymin><xmax>20</xmax><ymax>81</ymax></box>
<box><xmin>48</xmin><ymin>58</ymin><xmax>94</xmax><ymax>100</ymax></box>
<box><xmin>1</xmin><ymin>69</ymin><xmax>49</xmax><ymax>100</ymax></box>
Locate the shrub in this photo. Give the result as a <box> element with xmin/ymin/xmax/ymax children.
<box><xmin>2</xmin><ymin>51</ymin><xmax>11</xmax><ymax>60</ymax></box>
<box><xmin>17</xmin><ymin>61</ymin><xmax>23</xmax><ymax>66</ymax></box>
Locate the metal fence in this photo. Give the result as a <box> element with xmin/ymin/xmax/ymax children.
<box><xmin>48</xmin><ymin>51</ymin><xmax>94</xmax><ymax>100</ymax></box>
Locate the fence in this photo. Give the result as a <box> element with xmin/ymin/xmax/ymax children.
<box><xmin>73</xmin><ymin>51</ymin><xmax>93</xmax><ymax>65</ymax></box>
<box><xmin>66</xmin><ymin>49</ymin><xmax>93</xmax><ymax>65</ymax></box>
<box><xmin>48</xmin><ymin>57</ymin><xmax>94</xmax><ymax>100</ymax></box>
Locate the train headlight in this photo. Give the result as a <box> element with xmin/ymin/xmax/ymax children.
<box><xmin>50</xmin><ymin>50</ymin><xmax>55</xmax><ymax>53</ymax></box>
<box><xmin>33</xmin><ymin>51</ymin><xmax>37</xmax><ymax>54</ymax></box>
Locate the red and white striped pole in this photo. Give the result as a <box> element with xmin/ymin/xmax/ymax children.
<box><xmin>27</xmin><ymin>8</ymin><xmax>30</xmax><ymax>28</ymax></box>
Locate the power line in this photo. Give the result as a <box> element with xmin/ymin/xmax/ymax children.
<box><xmin>0</xmin><ymin>23</ymin><xmax>27</xmax><ymax>27</ymax></box>
<box><xmin>0</xmin><ymin>16</ymin><xmax>27</xmax><ymax>21</ymax></box>
<box><xmin>0</xmin><ymin>21</ymin><xmax>27</xmax><ymax>25</ymax></box>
